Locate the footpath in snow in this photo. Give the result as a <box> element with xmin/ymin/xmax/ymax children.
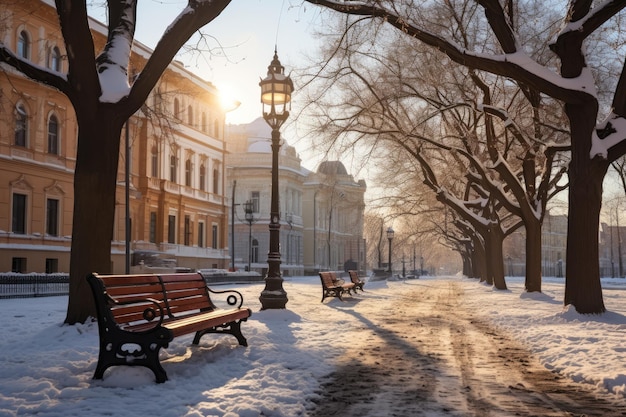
<box><xmin>0</xmin><ymin>275</ymin><xmax>625</xmax><ymax>416</ymax></box>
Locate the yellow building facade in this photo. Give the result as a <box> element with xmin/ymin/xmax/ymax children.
<box><xmin>0</xmin><ymin>1</ymin><xmax>229</xmax><ymax>273</ymax></box>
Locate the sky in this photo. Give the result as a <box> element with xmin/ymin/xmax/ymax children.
<box><xmin>91</xmin><ymin>0</ymin><xmax>323</xmax><ymax>125</ymax></box>
<box><xmin>1</xmin><ymin>275</ymin><xmax>626</xmax><ymax>416</ymax></box>
<box><xmin>89</xmin><ymin>0</ymin><xmax>329</xmax><ymax>173</ymax></box>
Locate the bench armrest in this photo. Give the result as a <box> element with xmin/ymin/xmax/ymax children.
<box><xmin>206</xmin><ymin>287</ymin><xmax>245</xmax><ymax>309</ymax></box>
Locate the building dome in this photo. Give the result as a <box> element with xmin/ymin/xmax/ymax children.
<box><xmin>317</xmin><ymin>161</ymin><xmax>348</xmax><ymax>176</ymax></box>
<box><xmin>247</xmin><ymin>140</ymin><xmax>272</xmax><ymax>153</ymax></box>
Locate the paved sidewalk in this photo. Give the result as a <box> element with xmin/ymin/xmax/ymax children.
<box><xmin>310</xmin><ymin>281</ymin><xmax>626</xmax><ymax>416</ymax></box>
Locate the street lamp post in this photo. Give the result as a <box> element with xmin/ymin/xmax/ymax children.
<box><xmin>244</xmin><ymin>200</ymin><xmax>256</xmax><ymax>272</ymax></box>
<box><xmin>258</xmin><ymin>50</ymin><xmax>293</xmax><ymax>310</ymax></box>
<box><xmin>387</xmin><ymin>227</ymin><xmax>394</xmax><ymax>273</ymax></box>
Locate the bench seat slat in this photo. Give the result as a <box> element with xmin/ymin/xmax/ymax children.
<box><xmin>124</xmin><ymin>308</ymin><xmax>250</xmax><ymax>335</ymax></box>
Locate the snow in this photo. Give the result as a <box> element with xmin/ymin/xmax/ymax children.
<box><xmin>1</xmin><ymin>275</ymin><xmax>625</xmax><ymax>416</ymax></box>
<box><xmin>97</xmin><ymin>6</ymin><xmax>134</xmax><ymax>103</ymax></box>
<box><xmin>590</xmin><ymin>113</ymin><xmax>626</xmax><ymax>159</ymax></box>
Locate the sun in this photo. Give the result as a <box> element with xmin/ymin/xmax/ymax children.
<box><xmin>218</xmin><ymin>84</ymin><xmax>241</xmax><ymax>112</ymax></box>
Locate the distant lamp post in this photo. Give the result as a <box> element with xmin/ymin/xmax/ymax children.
<box><xmin>258</xmin><ymin>50</ymin><xmax>293</xmax><ymax>310</ymax></box>
<box><xmin>387</xmin><ymin>227</ymin><xmax>394</xmax><ymax>273</ymax></box>
<box><xmin>243</xmin><ymin>200</ymin><xmax>257</xmax><ymax>272</ymax></box>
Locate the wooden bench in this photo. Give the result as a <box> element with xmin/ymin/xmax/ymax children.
<box><xmin>319</xmin><ymin>271</ymin><xmax>356</xmax><ymax>302</ymax></box>
<box><xmin>348</xmin><ymin>270</ymin><xmax>365</xmax><ymax>292</ymax></box>
<box><xmin>87</xmin><ymin>272</ymin><xmax>252</xmax><ymax>383</ymax></box>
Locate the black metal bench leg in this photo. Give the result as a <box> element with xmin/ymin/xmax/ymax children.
<box><xmin>192</xmin><ymin>320</ymin><xmax>249</xmax><ymax>347</ymax></box>
<box><xmin>229</xmin><ymin>320</ymin><xmax>248</xmax><ymax>346</ymax></box>
<box><xmin>92</xmin><ymin>336</ymin><xmax>170</xmax><ymax>383</ymax></box>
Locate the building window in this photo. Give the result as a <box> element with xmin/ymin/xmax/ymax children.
<box><xmin>15</xmin><ymin>104</ymin><xmax>28</xmax><ymax>147</ymax></box>
<box><xmin>151</xmin><ymin>146</ymin><xmax>158</xmax><ymax>177</ymax></box>
<box><xmin>48</xmin><ymin>46</ymin><xmax>61</xmax><ymax>71</ymax></box>
<box><xmin>199</xmin><ymin>164</ymin><xmax>206</xmax><ymax>191</ymax></box>
<box><xmin>184</xmin><ymin>215</ymin><xmax>191</xmax><ymax>246</ymax></box>
<box><xmin>185</xmin><ymin>159</ymin><xmax>192</xmax><ymax>187</ymax></box>
<box><xmin>198</xmin><ymin>222</ymin><xmax>205</xmax><ymax>248</ymax></box>
<box><xmin>12</xmin><ymin>257</ymin><xmax>27</xmax><ymax>273</ymax></box>
<box><xmin>188</xmin><ymin>105</ymin><xmax>193</xmax><ymax>126</ymax></box>
<box><xmin>45</xmin><ymin>258</ymin><xmax>58</xmax><ymax>274</ymax></box>
<box><xmin>48</xmin><ymin>115</ymin><xmax>59</xmax><ymax>154</ymax></box>
<box><xmin>170</xmin><ymin>155</ymin><xmax>177</xmax><ymax>182</ymax></box>
<box><xmin>168</xmin><ymin>215</ymin><xmax>176</xmax><ymax>244</ymax></box>
<box><xmin>202</xmin><ymin>112</ymin><xmax>207</xmax><ymax>132</ymax></box>
<box><xmin>149</xmin><ymin>212</ymin><xmax>157</xmax><ymax>243</ymax></box>
<box><xmin>174</xmin><ymin>98</ymin><xmax>180</xmax><ymax>119</ymax></box>
<box><xmin>46</xmin><ymin>198</ymin><xmax>59</xmax><ymax>236</ymax></box>
<box><xmin>12</xmin><ymin>193</ymin><xmax>27</xmax><ymax>234</ymax></box>
<box><xmin>251</xmin><ymin>191</ymin><xmax>260</xmax><ymax>213</ymax></box>
<box><xmin>17</xmin><ymin>30</ymin><xmax>29</xmax><ymax>59</ymax></box>
<box><xmin>214</xmin><ymin>118</ymin><xmax>220</xmax><ymax>138</ymax></box>
<box><xmin>213</xmin><ymin>168</ymin><xmax>219</xmax><ymax>194</ymax></box>
<box><xmin>252</xmin><ymin>239</ymin><xmax>259</xmax><ymax>263</ymax></box>
<box><xmin>212</xmin><ymin>225</ymin><xmax>218</xmax><ymax>249</ymax></box>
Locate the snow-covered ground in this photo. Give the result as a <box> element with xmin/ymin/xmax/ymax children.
<box><xmin>0</xmin><ymin>275</ymin><xmax>625</xmax><ymax>416</ymax></box>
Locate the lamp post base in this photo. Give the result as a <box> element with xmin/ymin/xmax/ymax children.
<box><xmin>259</xmin><ymin>276</ymin><xmax>288</xmax><ymax>310</ymax></box>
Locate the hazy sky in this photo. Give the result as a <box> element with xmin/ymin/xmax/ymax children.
<box><xmin>91</xmin><ymin>0</ymin><xmax>322</xmax><ymax>125</ymax></box>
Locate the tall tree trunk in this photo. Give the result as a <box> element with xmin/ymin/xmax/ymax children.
<box><xmin>486</xmin><ymin>226</ymin><xmax>507</xmax><ymax>290</ymax></box>
<box><xmin>564</xmin><ymin>103</ymin><xmax>607</xmax><ymax>313</ymax></box>
<box><xmin>462</xmin><ymin>253</ymin><xmax>472</xmax><ymax>277</ymax></box>
<box><xmin>472</xmin><ymin>237</ymin><xmax>487</xmax><ymax>282</ymax></box>
<box><xmin>525</xmin><ymin>218</ymin><xmax>542</xmax><ymax>292</ymax></box>
<box><xmin>65</xmin><ymin>109</ymin><xmax>124</xmax><ymax>324</ymax></box>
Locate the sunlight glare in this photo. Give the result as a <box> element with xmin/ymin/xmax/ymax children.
<box><xmin>218</xmin><ymin>83</ymin><xmax>241</xmax><ymax>112</ymax></box>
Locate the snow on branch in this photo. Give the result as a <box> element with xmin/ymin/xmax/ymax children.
<box><xmin>590</xmin><ymin>113</ymin><xmax>626</xmax><ymax>159</ymax></box>
<box><xmin>306</xmin><ymin>0</ymin><xmax>596</xmax><ymax>103</ymax></box>
<box><xmin>96</xmin><ymin>1</ymin><xmax>136</xmax><ymax>103</ymax></box>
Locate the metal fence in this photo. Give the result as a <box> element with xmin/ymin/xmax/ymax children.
<box><xmin>0</xmin><ymin>274</ymin><xmax>69</xmax><ymax>299</ymax></box>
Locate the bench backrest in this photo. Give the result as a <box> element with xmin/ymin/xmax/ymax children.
<box><xmin>319</xmin><ymin>271</ymin><xmax>336</xmax><ymax>288</ymax></box>
<box><xmin>348</xmin><ymin>270</ymin><xmax>360</xmax><ymax>284</ymax></box>
<box><xmin>90</xmin><ymin>273</ymin><xmax>215</xmax><ymax>325</ymax></box>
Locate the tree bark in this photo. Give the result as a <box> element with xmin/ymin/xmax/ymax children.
<box><xmin>552</xmin><ymin>25</ymin><xmax>607</xmax><ymax>313</ymax></box>
<box><xmin>563</xmin><ymin>102</ymin><xmax>608</xmax><ymax>313</ymax></box>
<box><xmin>525</xmin><ymin>218</ymin><xmax>542</xmax><ymax>293</ymax></box>
<box><xmin>65</xmin><ymin>108</ymin><xmax>124</xmax><ymax>324</ymax></box>
<box><xmin>486</xmin><ymin>225</ymin><xmax>507</xmax><ymax>290</ymax></box>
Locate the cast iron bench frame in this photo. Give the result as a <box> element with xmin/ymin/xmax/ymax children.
<box><xmin>87</xmin><ymin>272</ymin><xmax>252</xmax><ymax>383</ymax></box>
<box><xmin>319</xmin><ymin>271</ymin><xmax>356</xmax><ymax>302</ymax></box>
<box><xmin>348</xmin><ymin>270</ymin><xmax>365</xmax><ymax>292</ymax></box>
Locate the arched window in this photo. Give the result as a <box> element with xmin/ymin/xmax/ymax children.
<box><xmin>185</xmin><ymin>158</ymin><xmax>192</xmax><ymax>187</ymax></box>
<box><xmin>187</xmin><ymin>105</ymin><xmax>193</xmax><ymax>126</ymax></box>
<box><xmin>212</xmin><ymin>168</ymin><xmax>219</xmax><ymax>194</ymax></box>
<box><xmin>153</xmin><ymin>86</ymin><xmax>163</xmax><ymax>112</ymax></box>
<box><xmin>48</xmin><ymin>46</ymin><xmax>61</xmax><ymax>71</ymax></box>
<box><xmin>199</xmin><ymin>164</ymin><xmax>206</xmax><ymax>190</ymax></box>
<box><xmin>151</xmin><ymin>146</ymin><xmax>158</xmax><ymax>177</ymax></box>
<box><xmin>173</xmin><ymin>98</ymin><xmax>180</xmax><ymax>119</ymax></box>
<box><xmin>48</xmin><ymin>114</ymin><xmax>59</xmax><ymax>154</ymax></box>
<box><xmin>170</xmin><ymin>155</ymin><xmax>177</xmax><ymax>182</ymax></box>
<box><xmin>15</xmin><ymin>104</ymin><xmax>28</xmax><ymax>147</ymax></box>
<box><xmin>213</xmin><ymin>118</ymin><xmax>220</xmax><ymax>138</ymax></box>
<box><xmin>17</xmin><ymin>31</ymin><xmax>29</xmax><ymax>59</ymax></box>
